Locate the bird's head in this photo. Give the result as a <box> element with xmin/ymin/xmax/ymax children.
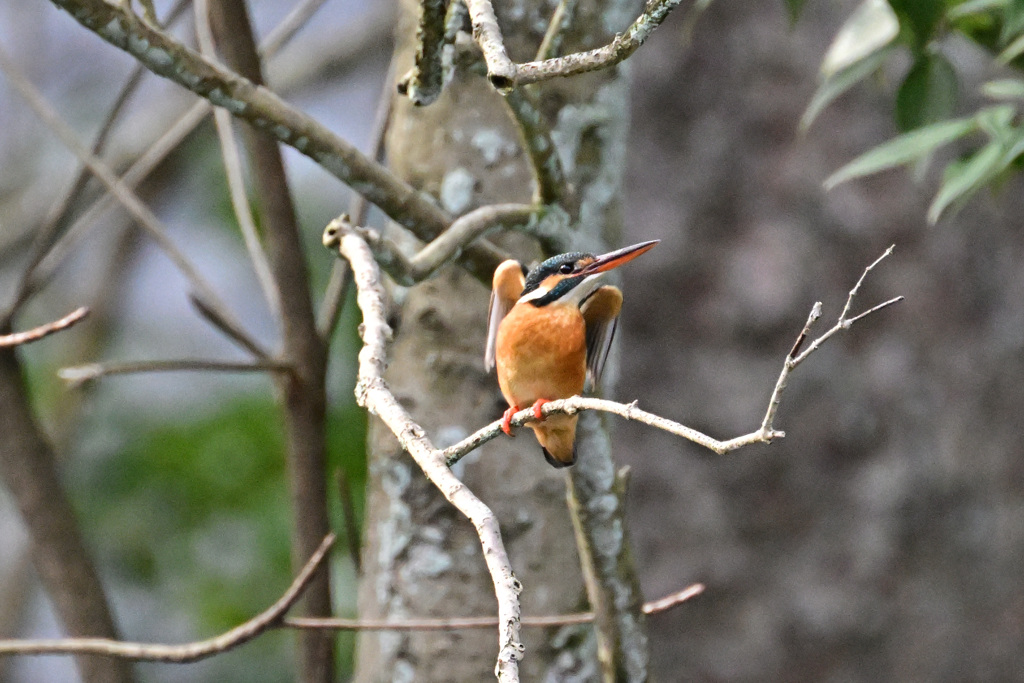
<box><xmin>518</xmin><ymin>239</ymin><xmax>659</xmax><ymax>307</ymax></box>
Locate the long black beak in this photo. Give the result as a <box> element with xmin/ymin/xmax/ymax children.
<box><xmin>581</xmin><ymin>239</ymin><xmax>660</xmax><ymax>274</ymax></box>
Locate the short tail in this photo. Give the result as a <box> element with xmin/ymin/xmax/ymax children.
<box><xmin>542</xmin><ymin>444</ymin><xmax>577</xmax><ymax>468</ymax></box>
<box><xmin>533</xmin><ymin>415</ymin><xmax>579</xmax><ymax>467</ymax></box>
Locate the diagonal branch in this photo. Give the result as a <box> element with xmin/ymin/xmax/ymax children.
<box><xmin>443</xmin><ymin>247</ymin><xmax>903</xmax><ymax>466</ymax></box>
<box><xmin>322</xmin><ymin>218</ymin><xmax>524</xmax><ymax>682</ymax></box>
<box><xmin>0</xmin><ymin>534</ymin><xmax>335</xmax><ymax>662</ymax></box>
<box><xmin>0</xmin><ymin>43</ymin><xmax>259</xmax><ymax>356</ymax></box>
<box><xmin>46</xmin><ymin>0</ymin><xmax>507</xmax><ymax>282</ymax></box>
<box><xmin>0</xmin><ymin>308</ymin><xmax>89</xmax><ymax>348</ymax></box>
<box><xmin>354</xmin><ymin>205</ymin><xmax>535</xmax><ymax>285</ymax></box>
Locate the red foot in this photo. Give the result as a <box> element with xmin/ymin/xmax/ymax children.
<box><xmin>501</xmin><ymin>406</ymin><xmax>519</xmax><ymax>436</ymax></box>
<box><xmin>531</xmin><ymin>399</ymin><xmax>551</xmax><ymax>421</ymax></box>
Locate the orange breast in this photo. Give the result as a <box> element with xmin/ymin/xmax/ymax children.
<box><xmin>495</xmin><ymin>303</ymin><xmax>587</xmax><ymax>409</ymax></box>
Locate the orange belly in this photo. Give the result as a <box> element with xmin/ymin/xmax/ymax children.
<box><xmin>495</xmin><ymin>303</ymin><xmax>587</xmax><ymax>409</ymax></box>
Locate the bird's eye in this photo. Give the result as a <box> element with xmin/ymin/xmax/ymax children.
<box><xmin>559</xmin><ymin>263</ymin><xmax>574</xmax><ymax>274</ymax></box>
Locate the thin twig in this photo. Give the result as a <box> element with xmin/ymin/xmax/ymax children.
<box><xmin>4</xmin><ymin>0</ymin><xmax>191</xmax><ymax>318</ymax></box>
<box><xmin>57</xmin><ymin>358</ymin><xmax>289</xmax><ymax>388</ymax></box>
<box><xmin>444</xmin><ymin>247</ymin><xmax>903</xmax><ymax>466</ymax></box>
<box><xmin>283</xmin><ymin>582</ymin><xmax>704</xmax><ymax>631</ymax></box>
<box><xmin>0</xmin><ymin>534</ymin><xmax>335</xmax><ymax>662</ymax></box>
<box><xmin>189</xmin><ymin>294</ymin><xmax>270</xmax><ymax>359</ymax></box>
<box><xmin>0</xmin><ymin>43</ymin><xmax>260</xmax><ymax>358</ymax></box>
<box><xmin>317</xmin><ymin>55</ymin><xmax>395</xmax><ymax>339</ymax></box>
<box><xmin>0</xmin><ymin>308</ymin><xmax>90</xmax><ymax>348</ymax></box>
<box><xmin>535</xmin><ymin>0</ymin><xmax>579</xmax><ymax>62</ymax></box>
<box><xmin>358</xmin><ymin>205</ymin><xmax>534</xmax><ymax>286</ymax></box>
<box><xmin>323</xmin><ymin>219</ymin><xmax>524</xmax><ymax>682</ymax></box>
<box><xmin>47</xmin><ymin>0</ymin><xmax>509</xmax><ymax>283</ymax></box>
<box><xmin>195</xmin><ymin>0</ymin><xmax>282</xmax><ymax>323</ymax></box>
<box><xmin>25</xmin><ymin>0</ymin><xmax>333</xmax><ymax>305</ymax></box>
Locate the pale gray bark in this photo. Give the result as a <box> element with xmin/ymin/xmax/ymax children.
<box><xmin>355</xmin><ymin>0</ymin><xmax>646</xmax><ymax>680</ymax></box>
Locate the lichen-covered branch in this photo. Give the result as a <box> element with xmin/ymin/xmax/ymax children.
<box><xmin>397</xmin><ymin>0</ymin><xmax>448</xmax><ymax>105</ymax></box>
<box><xmin>445</xmin><ymin>247</ymin><xmax>903</xmax><ymax>466</ymax></box>
<box><xmin>514</xmin><ymin>0</ymin><xmax>683</xmax><ymax>85</ymax></box>
<box><xmin>322</xmin><ymin>218</ymin><xmax>524</xmax><ymax>682</ymax></box>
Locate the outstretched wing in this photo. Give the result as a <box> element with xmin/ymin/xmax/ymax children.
<box><xmin>580</xmin><ymin>285</ymin><xmax>623</xmax><ymax>391</ymax></box>
<box><xmin>484</xmin><ymin>260</ymin><xmax>526</xmax><ymax>372</ymax></box>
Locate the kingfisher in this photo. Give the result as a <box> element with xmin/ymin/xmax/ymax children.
<box><xmin>484</xmin><ymin>240</ymin><xmax>659</xmax><ymax>467</ymax></box>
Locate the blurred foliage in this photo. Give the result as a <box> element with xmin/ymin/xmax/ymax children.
<box><xmin>69</xmin><ymin>389</ymin><xmax>366</xmax><ymax>681</ymax></box>
<box><xmin>796</xmin><ymin>0</ymin><xmax>1024</xmax><ymax>223</ymax></box>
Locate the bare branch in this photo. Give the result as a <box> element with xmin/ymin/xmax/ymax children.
<box><xmin>317</xmin><ymin>56</ymin><xmax>395</xmax><ymax>339</ymax></box>
<box><xmin>462</xmin><ymin>0</ymin><xmax>681</xmax><ymax>89</ymax></box>
<box><xmin>0</xmin><ymin>534</ymin><xmax>335</xmax><ymax>662</ymax></box>
<box><xmin>465</xmin><ymin>0</ymin><xmax>518</xmax><ymax>90</ymax></box>
<box><xmin>284</xmin><ymin>582</ymin><xmax>704</xmax><ymax>630</ymax></box>
<box><xmin>322</xmin><ymin>219</ymin><xmax>524</xmax><ymax>682</ymax></box>
<box><xmin>46</xmin><ymin>0</ymin><xmax>508</xmax><ymax>282</ymax></box>
<box><xmin>357</xmin><ymin>205</ymin><xmax>535</xmax><ymax>286</ymax></box>
<box><xmin>188</xmin><ymin>295</ymin><xmax>270</xmax><ymax>360</ymax></box>
<box><xmin>0</xmin><ymin>43</ymin><xmax>259</xmax><ymax>356</ymax></box>
<box><xmin>24</xmin><ymin>0</ymin><xmax>335</xmax><ymax>307</ymax></box>
<box><xmin>444</xmin><ymin>247</ymin><xmax>903</xmax><ymax>466</ymax></box>
<box><xmin>195</xmin><ymin>0</ymin><xmax>281</xmax><ymax>322</ymax></box>
<box><xmin>535</xmin><ymin>0</ymin><xmax>580</xmax><ymax>62</ymax></box>
<box><xmin>515</xmin><ymin>0</ymin><xmax>682</xmax><ymax>85</ymax></box>
<box><xmin>57</xmin><ymin>358</ymin><xmax>289</xmax><ymax>388</ymax></box>
<box><xmin>0</xmin><ymin>308</ymin><xmax>89</xmax><ymax>348</ymax></box>
<box><xmin>503</xmin><ymin>89</ymin><xmax>566</xmax><ymax>205</ymax></box>
<box><xmin>398</xmin><ymin>0</ymin><xmax>448</xmax><ymax>106</ymax></box>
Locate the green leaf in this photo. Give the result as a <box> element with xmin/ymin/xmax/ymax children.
<box><xmin>889</xmin><ymin>0</ymin><xmax>946</xmax><ymax>49</ymax></box>
<box><xmin>825</xmin><ymin>117</ymin><xmax>979</xmax><ymax>189</ymax></box>
<box><xmin>982</xmin><ymin>78</ymin><xmax>1024</xmax><ymax>99</ymax></box>
<box><xmin>947</xmin><ymin>0</ymin><xmax>1007</xmax><ymax>21</ymax></box>
<box><xmin>895</xmin><ymin>53</ymin><xmax>959</xmax><ymax>131</ymax></box>
<box><xmin>821</xmin><ymin>0</ymin><xmax>901</xmax><ymax>78</ymax></box>
<box><xmin>997</xmin><ymin>30</ymin><xmax>1024</xmax><ymax>62</ymax></box>
<box><xmin>928</xmin><ymin>141</ymin><xmax>1006</xmax><ymax>222</ymax></box>
<box><xmin>1000</xmin><ymin>0</ymin><xmax>1024</xmax><ymax>44</ymax></box>
<box><xmin>802</xmin><ymin>46</ymin><xmax>894</xmax><ymax>130</ymax></box>
<box><xmin>976</xmin><ymin>104</ymin><xmax>1016</xmax><ymax>139</ymax></box>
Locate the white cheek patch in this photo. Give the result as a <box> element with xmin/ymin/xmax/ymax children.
<box><xmin>518</xmin><ymin>286</ymin><xmax>550</xmax><ymax>304</ymax></box>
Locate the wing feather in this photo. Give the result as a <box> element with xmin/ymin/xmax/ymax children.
<box><xmin>485</xmin><ymin>260</ymin><xmax>526</xmax><ymax>372</ymax></box>
<box><xmin>581</xmin><ymin>285</ymin><xmax>623</xmax><ymax>391</ymax></box>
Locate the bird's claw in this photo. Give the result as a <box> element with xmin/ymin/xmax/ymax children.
<box><xmin>531</xmin><ymin>399</ymin><xmax>550</xmax><ymax>420</ymax></box>
<box><xmin>501</xmin><ymin>406</ymin><xmax>518</xmax><ymax>436</ymax></box>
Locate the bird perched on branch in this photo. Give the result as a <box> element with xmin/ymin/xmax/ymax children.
<box><xmin>484</xmin><ymin>240</ymin><xmax>659</xmax><ymax>467</ymax></box>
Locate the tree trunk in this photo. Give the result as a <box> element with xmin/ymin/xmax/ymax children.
<box><xmin>0</xmin><ymin>348</ymin><xmax>134</xmax><ymax>683</ymax></box>
<box><xmin>355</xmin><ymin>0</ymin><xmax>646</xmax><ymax>680</ymax></box>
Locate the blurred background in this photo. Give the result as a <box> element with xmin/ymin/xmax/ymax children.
<box><xmin>2</xmin><ymin>0</ymin><xmax>1023</xmax><ymax>681</ymax></box>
